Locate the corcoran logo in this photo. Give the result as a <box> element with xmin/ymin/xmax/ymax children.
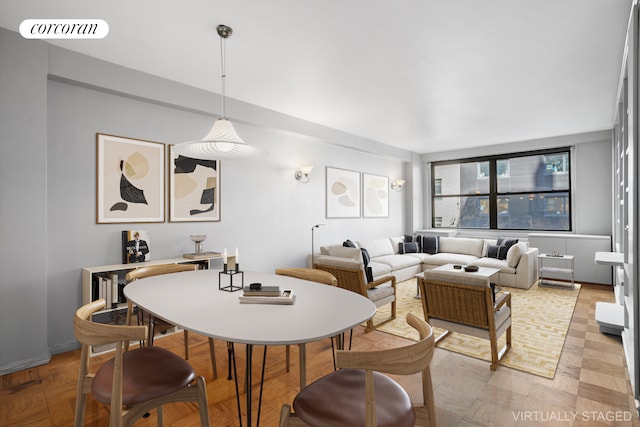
<box><xmin>19</xmin><ymin>19</ymin><xmax>109</xmax><ymax>39</ymax></box>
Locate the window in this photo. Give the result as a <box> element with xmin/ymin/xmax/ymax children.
<box><xmin>431</xmin><ymin>148</ymin><xmax>571</xmax><ymax>231</ymax></box>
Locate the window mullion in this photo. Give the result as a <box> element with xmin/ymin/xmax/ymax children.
<box><xmin>489</xmin><ymin>160</ymin><xmax>497</xmax><ymax>229</ymax></box>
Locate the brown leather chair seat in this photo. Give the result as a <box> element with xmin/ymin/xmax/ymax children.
<box><xmin>293</xmin><ymin>368</ymin><xmax>415</xmax><ymax>427</ymax></box>
<box><xmin>92</xmin><ymin>347</ymin><xmax>195</xmax><ymax>406</ymax></box>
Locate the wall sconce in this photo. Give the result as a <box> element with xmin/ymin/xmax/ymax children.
<box><xmin>295</xmin><ymin>166</ymin><xmax>313</xmax><ymax>183</ymax></box>
<box><xmin>390</xmin><ymin>179</ymin><xmax>406</xmax><ymax>192</ymax></box>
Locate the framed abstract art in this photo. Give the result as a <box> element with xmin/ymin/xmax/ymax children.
<box><xmin>326</xmin><ymin>166</ymin><xmax>361</xmax><ymax>218</ymax></box>
<box><xmin>96</xmin><ymin>133</ymin><xmax>165</xmax><ymax>223</ymax></box>
<box><xmin>362</xmin><ymin>173</ymin><xmax>389</xmax><ymax>218</ymax></box>
<box><xmin>169</xmin><ymin>145</ymin><xmax>220</xmax><ymax>222</ymax></box>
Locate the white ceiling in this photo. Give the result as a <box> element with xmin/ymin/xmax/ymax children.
<box><xmin>0</xmin><ymin>0</ymin><xmax>632</xmax><ymax>154</ymax></box>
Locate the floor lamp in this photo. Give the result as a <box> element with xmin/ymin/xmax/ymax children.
<box><xmin>311</xmin><ymin>224</ymin><xmax>326</xmax><ymax>267</ymax></box>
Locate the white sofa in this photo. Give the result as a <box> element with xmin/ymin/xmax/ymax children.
<box><xmin>319</xmin><ymin>236</ymin><xmax>539</xmax><ymax>289</ymax></box>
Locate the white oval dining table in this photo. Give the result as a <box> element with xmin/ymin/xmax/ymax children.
<box><xmin>124</xmin><ymin>268</ymin><xmax>376</xmax><ymax>426</ymax></box>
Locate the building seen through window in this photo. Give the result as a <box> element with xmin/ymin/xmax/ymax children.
<box><xmin>431</xmin><ymin>148</ymin><xmax>571</xmax><ymax>231</ymax></box>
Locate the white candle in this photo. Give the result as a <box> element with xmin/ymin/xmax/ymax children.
<box><xmin>235</xmin><ymin>248</ymin><xmax>239</xmax><ymax>264</ymax></box>
<box><xmin>223</xmin><ymin>248</ymin><xmax>228</xmax><ymax>264</ymax></box>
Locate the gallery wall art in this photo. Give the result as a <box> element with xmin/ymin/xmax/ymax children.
<box><xmin>362</xmin><ymin>173</ymin><xmax>389</xmax><ymax>217</ymax></box>
<box><xmin>326</xmin><ymin>166</ymin><xmax>361</xmax><ymax>218</ymax></box>
<box><xmin>169</xmin><ymin>145</ymin><xmax>220</xmax><ymax>222</ymax></box>
<box><xmin>96</xmin><ymin>134</ymin><xmax>165</xmax><ymax>223</ymax></box>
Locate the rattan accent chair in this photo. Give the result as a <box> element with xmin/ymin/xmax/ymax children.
<box><xmin>314</xmin><ymin>252</ymin><xmax>396</xmax><ymax>332</ymax></box>
<box><xmin>419</xmin><ymin>268</ymin><xmax>512</xmax><ymax>371</ymax></box>
<box><xmin>279</xmin><ymin>313</ymin><xmax>437</xmax><ymax>427</ymax></box>
<box><xmin>74</xmin><ymin>299</ymin><xmax>210</xmax><ymax>427</ymax></box>
<box><xmin>125</xmin><ymin>263</ymin><xmax>219</xmax><ymax>379</ymax></box>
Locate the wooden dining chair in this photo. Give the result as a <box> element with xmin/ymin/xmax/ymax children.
<box><xmin>74</xmin><ymin>299</ymin><xmax>210</xmax><ymax>427</ymax></box>
<box><xmin>275</xmin><ymin>268</ymin><xmax>339</xmax><ymax>388</ymax></box>
<box><xmin>279</xmin><ymin>312</ymin><xmax>437</xmax><ymax>427</ymax></box>
<box><xmin>125</xmin><ymin>263</ymin><xmax>218</xmax><ymax>379</ymax></box>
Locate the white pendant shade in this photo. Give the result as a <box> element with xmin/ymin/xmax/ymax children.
<box><xmin>175</xmin><ymin>25</ymin><xmax>265</xmax><ymax>161</ymax></box>
<box><xmin>173</xmin><ymin>118</ymin><xmax>264</xmax><ymax>160</ymax></box>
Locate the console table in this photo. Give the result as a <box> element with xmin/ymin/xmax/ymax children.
<box><xmin>81</xmin><ymin>254</ymin><xmax>227</xmax><ymax>354</ymax></box>
<box><xmin>538</xmin><ymin>253</ymin><xmax>575</xmax><ymax>289</ymax></box>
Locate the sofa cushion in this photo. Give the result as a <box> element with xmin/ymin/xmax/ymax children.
<box><xmin>420</xmin><ymin>235</ymin><xmax>440</xmax><ymax>254</ymax></box>
<box><xmin>439</xmin><ymin>237</ymin><xmax>484</xmax><ymax>257</ymax></box>
<box><xmin>390</xmin><ymin>236</ymin><xmax>404</xmax><ymax>254</ymax></box>
<box><xmin>421</xmin><ymin>253</ymin><xmax>480</xmax><ymax>266</ymax></box>
<box><xmin>357</xmin><ymin>238</ymin><xmax>395</xmax><ymax>259</ymax></box>
<box><xmin>474</xmin><ymin>257</ymin><xmax>516</xmax><ymax>273</ymax></box>
<box><xmin>373</xmin><ymin>254</ymin><xmax>421</xmax><ymax>270</ymax></box>
<box><xmin>326</xmin><ymin>246</ymin><xmax>362</xmax><ymax>260</ymax></box>
<box><xmin>506</xmin><ymin>242</ymin><xmax>526</xmax><ymax>268</ymax></box>
<box><xmin>368</xmin><ymin>261</ymin><xmax>392</xmax><ymax>277</ymax></box>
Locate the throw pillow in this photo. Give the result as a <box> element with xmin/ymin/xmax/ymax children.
<box><xmin>343</xmin><ymin>239</ymin><xmax>357</xmax><ymax>248</ymax></box>
<box><xmin>403</xmin><ymin>234</ymin><xmax>421</xmax><ymax>252</ymax></box>
<box><xmin>360</xmin><ymin>247</ymin><xmax>374</xmax><ymax>283</ymax></box>
<box><xmin>421</xmin><ymin>235</ymin><xmax>439</xmax><ymax>255</ymax></box>
<box><xmin>399</xmin><ymin>242</ymin><xmax>419</xmax><ymax>254</ymax></box>
<box><xmin>496</xmin><ymin>238</ymin><xmax>518</xmax><ymax>260</ymax></box>
<box><xmin>487</xmin><ymin>245</ymin><xmax>500</xmax><ymax>259</ymax></box>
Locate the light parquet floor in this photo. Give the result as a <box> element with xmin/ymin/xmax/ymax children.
<box><xmin>1</xmin><ymin>283</ymin><xmax>639</xmax><ymax>426</ymax></box>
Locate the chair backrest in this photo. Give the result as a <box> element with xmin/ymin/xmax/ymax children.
<box><xmin>74</xmin><ymin>299</ymin><xmax>148</xmax><ymax>425</ymax></box>
<box><xmin>126</xmin><ymin>263</ymin><xmax>198</xmax><ymax>282</ymax></box>
<box><xmin>314</xmin><ymin>255</ymin><xmax>368</xmax><ymax>296</ymax></box>
<box><xmin>274</xmin><ymin>267</ymin><xmax>337</xmax><ymax>286</ymax></box>
<box><xmin>75</xmin><ymin>299</ymin><xmax>147</xmax><ymax>347</ymax></box>
<box><xmin>420</xmin><ymin>269</ymin><xmax>493</xmax><ymax>329</ymax></box>
<box><xmin>335</xmin><ymin>313</ymin><xmax>436</xmax><ymax>426</ymax></box>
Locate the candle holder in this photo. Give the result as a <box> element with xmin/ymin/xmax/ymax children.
<box><xmin>219</xmin><ymin>266</ymin><xmax>243</xmax><ymax>292</ymax></box>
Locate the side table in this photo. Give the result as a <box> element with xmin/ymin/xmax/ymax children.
<box><xmin>538</xmin><ymin>254</ymin><xmax>575</xmax><ymax>289</ymax></box>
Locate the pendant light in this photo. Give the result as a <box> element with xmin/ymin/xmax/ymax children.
<box><xmin>173</xmin><ymin>24</ymin><xmax>263</xmax><ymax>159</ymax></box>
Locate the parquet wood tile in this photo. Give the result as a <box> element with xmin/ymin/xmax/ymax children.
<box><xmin>2</xmin><ymin>283</ymin><xmax>640</xmax><ymax>426</ymax></box>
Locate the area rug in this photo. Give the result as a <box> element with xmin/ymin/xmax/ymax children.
<box><xmin>373</xmin><ymin>278</ymin><xmax>580</xmax><ymax>379</ymax></box>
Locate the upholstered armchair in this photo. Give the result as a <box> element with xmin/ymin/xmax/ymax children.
<box><xmin>315</xmin><ymin>248</ymin><xmax>396</xmax><ymax>332</ymax></box>
<box><xmin>419</xmin><ymin>268</ymin><xmax>511</xmax><ymax>370</ymax></box>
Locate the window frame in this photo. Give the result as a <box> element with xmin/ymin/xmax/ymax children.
<box><xmin>430</xmin><ymin>147</ymin><xmax>572</xmax><ymax>231</ymax></box>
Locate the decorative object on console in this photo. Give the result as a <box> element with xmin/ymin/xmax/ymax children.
<box><xmin>390</xmin><ymin>179</ymin><xmax>405</xmax><ymax>192</ymax></box>
<box><xmin>295</xmin><ymin>166</ymin><xmax>313</xmax><ymax>183</ymax></box>
<box><xmin>463</xmin><ymin>265</ymin><xmax>479</xmax><ymax>272</ymax></box>
<box><xmin>362</xmin><ymin>172</ymin><xmax>389</xmax><ymax>218</ymax></box>
<box><xmin>184</xmin><ymin>234</ymin><xmax>220</xmax><ymax>259</ymax></box>
<box><xmin>173</xmin><ymin>24</ymin><xmax>264</xmax><ymax>160</ymax></box>
<box><xmin>326</xmin><ymin>167</ymin><xmax>361</xmax><ymax>218</ymax></box>
<box><xmin>96</xmin><ymin>134</ymin><xmax>165</xmax><ymax>224</ymax></box>
<box><xmin>169</xmin><ymin>146</ymin><xmax>220</xmax><ymax>222</ymax></box>
<box><xmin>121</xmin><ymin>230</ymin><xmax>151</xmax><ymax>264</ymax></box>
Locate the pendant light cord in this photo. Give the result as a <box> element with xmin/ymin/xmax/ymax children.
<box><xmin>220</xmin><ymin>35</ymin><xmax>226</xmax><ymax>119</ymax></box>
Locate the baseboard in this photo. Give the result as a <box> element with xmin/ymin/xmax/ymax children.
<box><xmin>0</xmin><ymin>353</ymin><xmax>51</xmax><ymax>376</ymax></box>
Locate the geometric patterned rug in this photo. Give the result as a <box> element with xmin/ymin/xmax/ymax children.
<box><xmin>374</xmin><ymin>278</ymin><xmax>581</xmax><ymax>379</ymax></box>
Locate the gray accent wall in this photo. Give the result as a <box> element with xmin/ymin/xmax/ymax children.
<box><xmin>0</xmin><ymin>27</ymin><xmax>413</xmax><ymax>373</ymax></box>
<box><xmin>0</xmin><ymin>28</ymin><xmax>50</xmax><ymax>373</ymax></box>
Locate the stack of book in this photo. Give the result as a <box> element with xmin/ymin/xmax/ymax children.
<box><xmin>238</xmin><ymin>286</ymin><xmax>295</xmax><ymax>305</ymax></box>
